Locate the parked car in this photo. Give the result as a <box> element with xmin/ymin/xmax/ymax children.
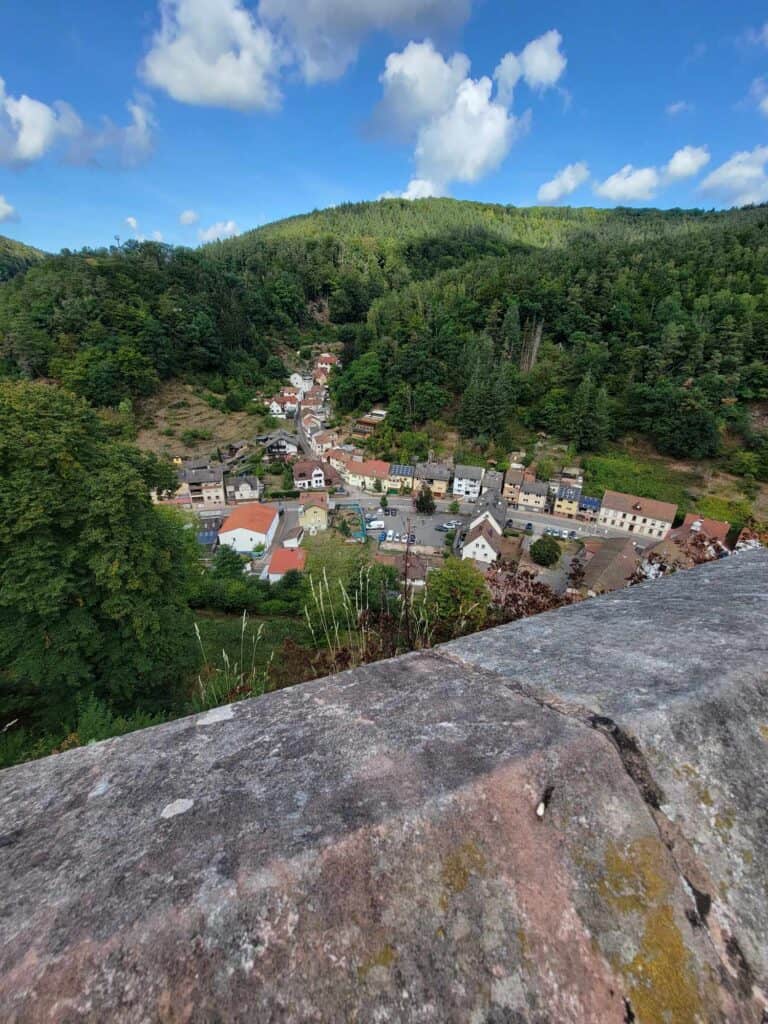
<box><xmin>386</xmin><ymin>530</ymin><xmax>394</xmax><ymax>542</ymax></box>
<box><xmin>525</xmin><ymin>523</ymin><xmax>534</xmax><ymax>532</ymax></box>
<box><xmin>568</xmin><ymin>530</ymin><xmax>577</xmax><ymax>539</ymax></box>
<box><xmin>367</xmin><ymin>519</ymin><xmax>385</xmax><ymax>530</ymax></box>
<box><xmin>393</xmin><ymin>532</ymin><xmax>401</xmax><ymax>543</ymax></box>
<box><xmin>379</xmin><ymin>531</ymin><xmax>387</xmax><ymax>543</ymax></box>
<box><xmin>408</xmin><ymin>533</ymin><xmax>416</xmax><ymax>544</ymax></box>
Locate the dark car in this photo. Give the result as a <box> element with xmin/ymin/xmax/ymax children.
<box><xmin>525</xmin><ymin>522</ymin><xmax>534</xmax><ymax>532</ymax></box>
<box><xmin>408</xmin><ymin>533</ymin><xmax>416</xmax><ymax>544</ymax></box>
<box><xmin>378</xmin><ymin>531</ymin><xmax>387</xmax><ymax>542</ymax></box>
<box><xmin>568</xmin><ymin>530</ymin><xmax>577</xmax><ymax>539</ymax></box>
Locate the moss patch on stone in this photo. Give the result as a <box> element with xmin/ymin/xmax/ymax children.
<box><xmin>599</xmin><ymin>837</ymin><xmax>705</xmax><ymax>1023</ymax></box>
<box><xmin>439</xmin><ymin>841</ymin><xmax>486</xmax><ymax>910</ymax></box>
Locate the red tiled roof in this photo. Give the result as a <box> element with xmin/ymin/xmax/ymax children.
<box><xmin>672</xmin><ymin>513</ymin><xmax>730</xmax><ymax>544</ymax></box>
<box><xmin>219</xmin><ymin>503</ymin><xmax>277</xmax><ymax>536</ymax></box>
<box><xmin>349</xmin><ymin>459</ymin><xmax>390</xmax><ymax>479</ymax></box>
<box><xmin>268</xmin><ymin>548</ymin><xmax>307</xmax><ymax>575</ymax></box>
<box><xmin>601</xmin><ymin>490</ymin><xmax>678</xmax><ymax>523</ymax></box>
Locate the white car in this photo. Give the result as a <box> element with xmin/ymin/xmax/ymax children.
<box><xmin>386</xmin><ymin>530</ymin><xmax>394</xmax><ymax>542</ymax></box>
<box><xmin>393</xmin><ymin>532</ymin><xmax>401</xmax><ymax>542</ymax></box>
<box><xmin>367</xmin><ymin>519</ymin><xmax>385</xmax><ymax>530</ymax></box>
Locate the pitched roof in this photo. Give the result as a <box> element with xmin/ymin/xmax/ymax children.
<box><xmin>389</xmin><ymin>463</ymin><xmax>415</xmax><ymax>477</ymax></box>
<box><xmin>556</xmin><ymin>486</ymin><xmax>581</xmax><ymax>501</ymax></box>
<box><xmin>268</xmin><ymin>548</ymin><xmax>307</xmax><ymax>575</ymax></box>
<box><xmin>520</xmin><ymin>480</ymin><xmax>549</xmax><ymax>496</ymax></box>
<box><xmin>672</xmin><ymin>513</ymin><xmax>730</xmax><ymax>544</ymax></box>
<box><xmin>504</xmin><ymin>468</ymin><xmax>524</xmax><ymax>486</ymax></box>
<box><xmin>219</xmin><ymin>503</ymin><xmax>277</xmax><ymax>536</ymax></box>
<box><xmin>350</xmin><ymin>459</ymin><xmax>390</xmax><ymax>479</ymax></box>
<box><xmin>179</xmin><ymin>467</ymin><xmax>224</xmax><ymax>485</ymax></box>
<box><xmin>464</xmin><ymin>522</ymin><xmax>502</xmax><ymax>553</ymax></box>
<box><xmin>293</xmin><ymin>460</ymin><xmax>324</xmax><ymax>479</ymax></box>
<box><xmin>583</xmin><ymin>538</ymin><xmax>639</xmax><ymax>593</ymax></box>
<box><xmin>415</xmin><ymin>461</ymin><xmax>452</xmax><ymax>482</ymax></box>
<box><xmin>601</xmin><ymin>490</ymin><xmax>678</xmax><ymax>523</ymax></box>
<box><xmin>455</xmin><ymin>464</ymin><xmax>485</xmax><ymax>480</ymax></box>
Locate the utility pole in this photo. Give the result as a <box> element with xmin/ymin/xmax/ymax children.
<box><xmin>403</xmin><ymin>515</ymin><xmax>414</xmax><ymax>651</ymax></box>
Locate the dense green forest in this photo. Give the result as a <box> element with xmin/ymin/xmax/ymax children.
<box><xmin>2</xmin><ymin>199</ymin><xmax>768</xmax><ymax>766</ymax></box>
<box><xmin>2</xmin><ymin>198</ymin><xmax>768</xmax><ymax>463</ymax></box>
<box><xmin>0</xmin><ymin>234</ymin><xmax>45</xmax><ymax>282</ymax></box>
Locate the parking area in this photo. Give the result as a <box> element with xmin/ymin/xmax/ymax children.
<box><xmin>364</xmin><ymin>507</ymin><xmax>470</xmax><ymax>551</ymax></box>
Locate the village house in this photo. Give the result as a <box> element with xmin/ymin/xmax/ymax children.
<box><xmin>578</xmin><ymin>495</ymin><xmax>602</xmax><ymax>523</ymax></box>
<box><xmin>281</xmin><ymin>527</ymin><xmax>304</xmax><ymax>549</ymax></box>
<box><xmin>258</xmin><ymin>431</ymin><xmax>300</xmax><ymax>461</ymax></box>
<box><xmin>414</xmin><ymin>461</ymin><xmax>452</xmax><ymax>498</ymax></box>
<box><xmin>461</xmin><ymin>522</ymin><xmax>502</xmax><ymax>565</ymax></box>
<box><xmin>598</xmin><ymin>490</ymin><xmax>678</xmax><ymax>540</ymax></box>
<box><xmin>293</xmin><ymin>460</ymin><xmax>329</xmax><ymax>490</ymax></box>
<box><xmin>267</xmin><ymin>547</ymin><xmax>307</xmax><ymax>583</ymax></box>
<box><xmin>560</xmin><ymin>466</ymin><xmax>584</xmax><ymax>490</ymax></box>
<box><xmin>218</xmin><ymin>503</ymin><xmax>278</xmax><ymax>554</ymax></box>
<box><xmin>315</xmin><ymin>352</ymin><xmax>340</xmax><ymax>374</ymax></box>
<box><xmin>580</xmin><ymin>537</ymin><xmax>640</xmax><ymax>596</ymax></box>
<box><xmin>502</xmin><ymin>467</ymin><xmax>525</xmax><ymax>504</ymax></box>
<box><xmin>481</xmin><ymin>469</ymin><xmax>504</xmax><ymax>496</ymax></box>
<box><xmin>374</xmin><ymin>551</ymin><xmax>441</xmax><ymax>589</ymax></box>
<box><xmin>670</xmin><ymin>513</ymin><xmax>730</xmax><ymax>548</ymax></box>
<box><xmin>301</xmin><ymin>386</ymin><xmax>327</xmax><ymax>411</ymax></box>
<box><xmin>468</xmin><ymin>510</ymin><xmax>503</xmax><ymax>536</ymax></box>
<box><xmin>308</xmin><ymin>429</ymin><xmax>340</xmax><ymax>456</ymax></box>
<box><xmin>553</xmin><ymin>485</ymin><xmax>581</xmax><ymax>519</ymax></box>
<box><xmin>177</xmin><ymin>465</ymin><xmax>226</xmax><ymax>509</ymax></box>
<box><xmin>387</xmin><ymin>463</ymin><xmax>415</xmax><ymax>492</ymax></box>
<box><xmin>453</xmin><ymin>465</ymin><xmax>485</xmax><ymax>501</ymax></box>
<box><xmin>266</xmin><ymin>395</ymin><xmax>297</xmax><ymax>419</ymax></box>
<box><xmin>351</xmin><ymin>414</ymin><xmax>383</xmax><ymax>440</ymax></box>
<box><xmin>344</xmin><ymin>458</ymin><xmax>390</xmax><ymax>491</ymax></box>
<box><xmin>325</xmin><ymin>448</ymin><xmax>360</xmax><ymax>475</ymax></box>
<box><xmin>225</xmin><ymin>475</ymin><xmax>262</xmax><ymax>504</ymax></box>
<box><xmin>517</xmin><ymin>479</ymin><xmax>549</xmax><ymax>512</ymax></box>
<box><xmin>298</xmin><ymin>491</ymin><xmax>329</xmax><ymax>532</ymax></box>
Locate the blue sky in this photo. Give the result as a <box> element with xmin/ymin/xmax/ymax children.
<box><xmin>1</xmin><ymin>0</ymin><xmax>767</xmax><ymax>251</ymax></box>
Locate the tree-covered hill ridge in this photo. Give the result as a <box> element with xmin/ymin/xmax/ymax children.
<box><xmin>210</xmin><ymin>197</ymin><xmax>768</xmax><ymax>254</ymax></box>
<box><xmin>0</xmin><ymin>234</ymin><xmax>46</xmax><ymax>282</ymax></box>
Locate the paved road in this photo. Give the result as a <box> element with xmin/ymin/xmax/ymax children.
<box><xmin>282</xmin><ymin>492</ymin><xmax>648</xmax><ymax>546</ymax></box>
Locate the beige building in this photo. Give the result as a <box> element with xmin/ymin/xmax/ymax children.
<box><xmin>598</xmin><ymin>490</ymin><xmax>677</xmax><ymax>540</ymax></box>
<box><xmin>298</xmin><ymin>492</ymin><xmax>329</xmax><ymax>532</ymax></box>
<box><xmin>553</xmin><ymin>486</ymin><xmax>581</xmax><ymax>519</ymax></box>
<box><xmin>517</xmin><ymin>480</ymin><xmax>549</xmax><ymax>512</ymax></box>
<box><xmin>414</xmin><ymin>462</ymin><xmax>452</xmax><ymax>498</ymax></box>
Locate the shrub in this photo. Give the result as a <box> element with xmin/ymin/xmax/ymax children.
<box><xmin>530</xmin><ymin>535</ymin><xmax>560</xmax><ymax>566</ymax></box>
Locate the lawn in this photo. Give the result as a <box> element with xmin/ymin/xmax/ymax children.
<box><xmin>582</xmin><ymin>451</ymin><xmax>702</xmax><ymax>511</ymax></box>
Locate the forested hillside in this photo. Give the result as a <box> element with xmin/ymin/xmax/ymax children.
<box><xmin>2</xmin><ymin>200</ymin><xmax>768</xmax><ymax>469</ymax></box>
<box><xmin>0</xmin><ymin>234</ymin><xmax>45</xmax><ymax>282</ymax></box>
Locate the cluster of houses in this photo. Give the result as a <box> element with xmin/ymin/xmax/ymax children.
<box><xmin>264</xmin><ymin>353</ymin><xmax>340</xmax><ymax>422</ymax></box>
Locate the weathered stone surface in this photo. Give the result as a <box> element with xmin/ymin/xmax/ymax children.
<box><xmin>446</xmin><ymin>548</ymin><xmax>768</xmax><ymax>1012</ymax></box>
<box><xmin>0</xmin><ymin>551</ymin><xmax>766</xmax><ymax>1022</ymax></box>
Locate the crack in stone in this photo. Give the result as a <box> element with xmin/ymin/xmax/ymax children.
<box><xmin>431</xmin><ymin>648</ymin><xmax>766</xmax><ymax>1016</ymax></box>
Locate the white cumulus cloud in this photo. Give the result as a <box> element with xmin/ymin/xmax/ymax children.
<box><xmin>374</xmin><ymin>40</ymin><xmax>470</xmax><ymax>139</ymax></box>
<box><xmin>0</xmin><ymin>194</ymin><xmax>17</xmax><ymax>222</ymax></box>
<box><xmin>142</xmin><ymin>0</ymin><xmax>282</xmax><ymax>110</ymax></box>
<box><xmin>745</xmin><ymin>22</ymin><xmax>768</xmax><ymax>47</ymax></box>
<box><xmin>380</xmin><ymin>30</ymin><xmax>564</xmax><ymax>200</ymax></box>
<box><xmin>0</xmin><ymin>77</ymin><xmax>153</xmax><ymax>167</ymax></box>
<box><xmin>125</xmin><ymin>216</ymin><xmax>139</xmax><ymax>232</ymax></box>
<box><xmin>179</xmin><ymin>208</ymin><xmax>199</xmax><ymax>225</ymax></box>
<box><xmin>494</xmin><ymin>29</ymin><xmax>567</xmax><ymax>105</ymax></box>
<box><xmin>749</xmin><ymin>77</ymin><xmax>768</xmax><ymax>117</ymax></box>
<box><xmin>594</xmin><ymin>164</ymin><xmax>660</xmax><ymax>202</ymax></box>
<box><xmin>259</xmin><ymin>0</ymin><xmax>472</xmax><ymax>83</ymax></box>
<box><xmin>537</xmin><ymin>161</ymin><xmax>589</xmax><ymax>203</ymax></box>
<box><xmin>663</xmin><ymin>145</ymin><xmax>710</xmax><ymax>180</ymax></box>
<box><xmin>198</xmin><ymin>219</ymin><xmax>240</xmax><ymax>241</ymax></box>
<box><xmin>700</xmin><ymin>146</ymin><xmax>768</xmax><ymax>207</ymax></box>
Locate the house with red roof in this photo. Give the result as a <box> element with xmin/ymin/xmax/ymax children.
<box><xmin>218</xmin><ymin>503</ymin><xmax>278</xmax><ymax>553</ymax></box>
<box><xmin>267</xmin><ymin>547</ymin><xmax>307</xmax><ymax>582</ymax></box>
